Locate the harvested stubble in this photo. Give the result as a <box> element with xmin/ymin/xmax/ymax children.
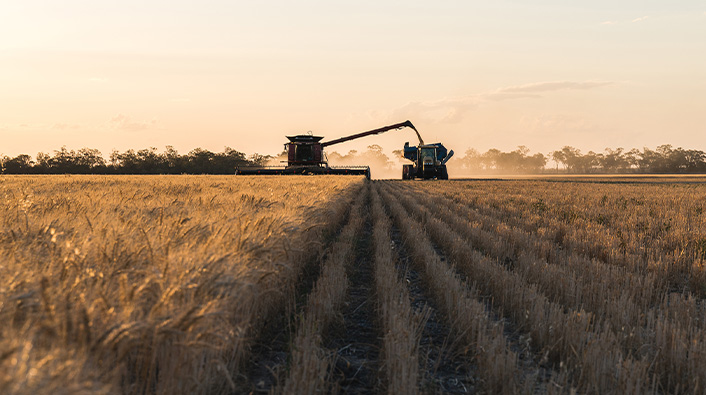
<box><xmin>436</xmin><ymin>180</ymin><xmax>706</xmax><ymax>294</ymax></box>
<box><xmin>0</xmin><ymin>175</ymin><xmax>364</xmax><ymax>394</ymax></box>
<box><xmin>280</xmin><ymin>182</ymin><xmax>368</xmax><ymax>393</ymax></box>
<box><xmin>415</xmin><ymin>180</ymin><xmax>706</xmax><ymax>393</ymax></box>
<box><xmin>400</xmin><ymin>179</ymin><xmax>706</xmax><ymax>394</ymax></box>
<box><xmin>414</xmin><ymin>182</ymin><xmax>706</xmax><ymax>333</ymax></box>
<box><xmin>397</xmin><ymin>182</ymin><xmax>661</xmax><ymax>309</ymax></box>
<box><xmin>384</xmin><ymin>181</ymin><xmax>653</xmax><ymax>394</ymax></box>
<box><xmin>396</xmin><ymin>182</ymin><xmax>659</xmax><ymax>336</ymax></box>
<box><xmin>377</xmin><ymin>182</ymin><xmax>521</xmax><ymax>394</ymax></box>
<box><xmin>369</xmin><ymin>184</ymin><xmax>427</xmax><ymax>395</ymax></box>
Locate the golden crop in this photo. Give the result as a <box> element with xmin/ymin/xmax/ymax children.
<box><xmin>0</xmin><ymin>175</ymin><xmax>361</xmax><ymax>394</ymax></box>
<box><xmin>2</xmin><ymin>175</ymin><xmax>705</xmax><ymax>394</ymax></box>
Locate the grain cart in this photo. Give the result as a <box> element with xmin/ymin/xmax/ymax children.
<box><xmin>235</xmin><ymin>120</ymin><xmax>419</xmax><ymax>179</ymax></box>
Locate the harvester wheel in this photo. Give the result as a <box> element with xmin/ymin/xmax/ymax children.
<box><xmin>402</xmin><ymin>165</ymin><xmax>414</xmax><ymax>180</ymax></box>
<box><xmin>438</xmin><ymin>166</ymin><xmax>449</xmax><ymax>180</ymax></box>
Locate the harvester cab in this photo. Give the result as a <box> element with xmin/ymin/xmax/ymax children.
<box><xmin>402</xmin><ymin>142</ymin><xmax>454</xmax><ymax>180</ymax></box>
<box><xmin>285</xmin><ymin>134</ymin><xmax>324</xmax><ymax>166</ymax></box>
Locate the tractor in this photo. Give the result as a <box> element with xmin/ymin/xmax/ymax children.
<box><xmin>401</xmin><ymin>140</ymin><xmax>454</xmax><ymax>180</ymax></box>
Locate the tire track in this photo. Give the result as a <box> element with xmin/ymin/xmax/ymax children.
<box><xmin>377</xmin><ymin>182</ymin><xmax>522</xmax><ymax>394</ymax></box>
<box><xmin>390</xmin><ymin>225</ymin><xmax>477</xmax><ymax>393</ymax></box>
<box><xmin>369</xmin><ymin>185</ymin><xmax>426</xmax><ymax>394</ymax></box>
<box><xmin>385</xmin><ymin>186</ymin><xmax>547</xmax><ymax>394</ymax></box>
<box><xmin>325</xmin><ymin>190</ymin><xmax>381</xmax><ymax>393</ymax></box>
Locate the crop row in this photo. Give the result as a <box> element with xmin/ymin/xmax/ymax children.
<box><xmin>434</xmin><ymin>180</ymin><xmax>706</xmax><ymax>293</ymax></box>
<box><xmin>390</xmin><ymin>180</ymin><xmax>706</xmax><ymax>393</ymax></box>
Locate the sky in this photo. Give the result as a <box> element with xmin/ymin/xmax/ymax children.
<box><xmin>1</xmin><ymin>0</ymin><xmax>705</xmax><ymax>160</ymax></box>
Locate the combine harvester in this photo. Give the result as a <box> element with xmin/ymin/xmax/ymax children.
<box><xmin>235</xmin><ymin>120</ymin><xmax>454</xmax><ymax>179</ymax></box>
<box><xmin>235</xmin><ymin>121</ymin><xmax>420</xmax><ymax>179</ymax></box>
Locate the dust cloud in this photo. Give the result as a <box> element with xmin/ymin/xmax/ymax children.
<box><xmin>327</xmin><ymin>144</ymin><xmax>404</xmax><ymax>180</ymax></box>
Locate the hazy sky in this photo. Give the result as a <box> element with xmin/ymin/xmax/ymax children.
<box><xmin>2</xmin><ymin>1</ymin><xmax>705</xmax><ymax>159</ymax></box>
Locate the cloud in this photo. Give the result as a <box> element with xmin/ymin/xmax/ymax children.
<box><xmin>14</xmin><ymin>123</ymin><xmax>47</xmax><ymax>130</ymax></box>
<box><xmin>494</xmin><ymin>80</ymin><xmax>613</xmax><ymax>95</ymax></box>
<box><xmin>0</xmin><ymin>122</ymin><xmax>80</xmax><ymax>132</ymax></box>
<box><xmin>602</xmin><ymin>16</ymin><xmax>652</xmax><ymax>25</ymax></box>
<box><xmin>385</xmin><ymin>80</ymin><xmax>614</xmax><ymax>124</ymax></box>
<box><xmin>51</xmin><ymin>123</ymin><xmax>80</xmax><ymax>130</ymax></box>
<box><xmin>520</xmin><ymin>114</ymin><xmax>594</xmax><ymax>134</ymax></box>
<box><xmin>484</xmin><ymin>81</ymin><xmax>613</xmax><ymax>102</ymax></box>
<box><xmin>389</xmin><ymin>97</ymin><xmax>481</xmax><ymax>124</ymax></box>
<box><xmin>108</xmin><ymin>114</ymin><xmax>158</xmax><ymax>131</ymax></box>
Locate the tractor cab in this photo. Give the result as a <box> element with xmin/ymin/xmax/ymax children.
<box><xmin>420</xmin><ymin>146</ymin><xmax>438</xmax><ymax>166</ymax></box>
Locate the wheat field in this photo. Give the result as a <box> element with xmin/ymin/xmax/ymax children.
<box><xmin>2</xmin><ymin>175</ymin><xmax>706</xmax><ymax>394</ymax></box>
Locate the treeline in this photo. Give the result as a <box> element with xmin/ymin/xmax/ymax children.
<box><xmin>4</xmin><ymin>143</ymin><xmax>706</xmax><ymax>175</ymax></box>
<box><xmin>0</xmin><ymin>146</ymin><xmax>269</xmax><ymax>174</ymax></box>
<box><xmin>454</xmin><ymin>146</ymin><xmax>547</xmax><ymax>174</ymax></box>
<box><xmin>453</xmin><ymin>144</ymin><xmax>706</xmax><ymax>174</ymax></box>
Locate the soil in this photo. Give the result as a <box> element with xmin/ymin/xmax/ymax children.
<box><xmin>324</xmin><ymin>213</ymin><xmax>381</xmax><ymax>393</ymax></box>
<box><xmin>390</xmin><ymin>225</ymin><xmax>477</xmax><ymax>394</ymax></box>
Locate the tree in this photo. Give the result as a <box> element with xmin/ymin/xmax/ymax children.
<box><xmin>560</xmin><ymin>146</ymin><xmax>582</xmax><ymax>173</ymax></box>
<box><xmin>2</xmin><ymin>154</ymin><xmax>34</xmax><ymax>174</ymax></box>
<box><xmin>684</xmin><ymin>150</ymin><xmax>706</xmax><ymax>172</ymax></box>
<box><xmin>249</xmin><ymin>153</ymin><xmax>271</xmax><ymax>167</ymax></box>
<box><xmin>481</xmin><ymin>149</ymin><xmax>501</xmax><ymax>171</ymax></box>
<box><xmin>187</xmin><ymin>148</ymin><xmax>215</xmax><ymax>174</ymax></box>
<box><xmin>551</xmin><ymin>150</ymin><xmax>566</xmax><ymax>172</ymax></box>
<box><xmin>625</xmin><ymin>149</ymin><xmax>641</xmax><ymax>171</ymax></box>
<box><xmin>49</xmin><ymin>146</ymin><xmax>76</xmax><ymax>173</ymax></box>
<box><xmin>35</xmin><ymin>152</ymin><xmax>51</xmax><ymax>173</ymax></box>
<box><xmin>360</xmin><ymin>144</ymin><xmax>393</xmax><ymax>169</ymax></box>
<box><xmin>601</xmin><ymin>148</ymin><xmax>627</xmax><ymax>173</ymax></box>
<box><xmin>163</xmin><ymin>146</ymin><xmax>184</xmax><ymax>173</ymax></box>
<box><xmin>525</xmin><ymin>153</ymin><xmax>547</xmax><ymax>173</ymax></box>
<box><xmin>135</xmin><ymin>147</ymin><xmax>162</xmax><ymax>173</ymax></box>
<box><xmin>460</xmin><ymin>148</ymin><xmax>482</xmax><ymax>173</ymax></box>
<box><xmin>76</xmin><ymin>148</ymin><xmax>106</xmax><ymax>172</ymax></box>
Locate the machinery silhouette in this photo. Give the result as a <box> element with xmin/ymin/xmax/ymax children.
<box><xmin>235</xmin><ymin>120</ymin><xmax>453</xmax><ymax>179</ymax></box>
